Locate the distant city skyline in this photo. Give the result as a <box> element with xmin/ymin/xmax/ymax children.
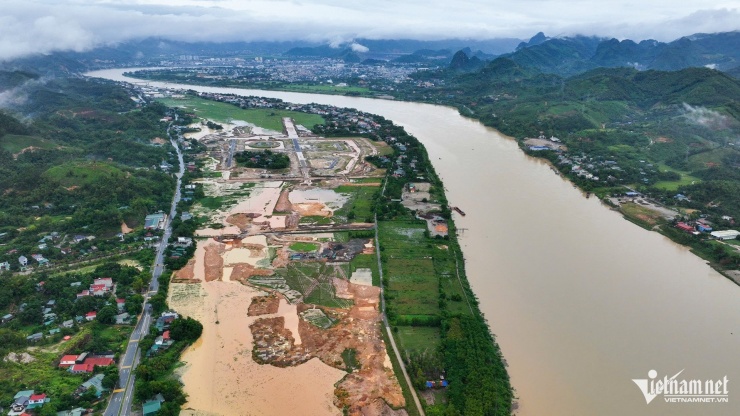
<box><xmin>1</xmin><ymin>0</ymin><xmax>738</xmax><ymax>61</ymax></box>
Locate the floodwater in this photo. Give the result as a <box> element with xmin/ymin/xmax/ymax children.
<box><xmin>89</xmin><ymin>69</ymin><xmax>740</xmax><ymax>416</ymax></box>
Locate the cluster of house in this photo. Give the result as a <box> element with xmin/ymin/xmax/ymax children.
<box><xmin>8</xmin><ymin>390</ymin><xmax>49</xmax><ymax>415</ymax></box>
<box><xmin>76</xmin><ymin>277</ymin><xmax>114</xmax><ymax>298</ymax></box>
<box><xmin>149</xmin><ymin>311</ymin><xmax>179</xmax><ymax>355</ymax></box>
<box><xmin>169</xmin><ymin>237</ymin><xmax>193</xmax><ymax>260</ymax></box>
<box><xmin>58</xmin><ymin>352</ymin><xmax>115</xmax><ymax>374</ymax></box>
<box><xmin>12</xmin><ymin>253</ymin><xmax>50</xmax><ymax>272</ymax></box>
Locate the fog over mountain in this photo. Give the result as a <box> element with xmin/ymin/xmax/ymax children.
<box><xmin>1</xmin><ymin>0</ymin><xmax>738</xmax><ymax>61</ymax></box>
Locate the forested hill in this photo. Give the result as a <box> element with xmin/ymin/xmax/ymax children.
<box><xmin>404</xmin><ymin>56</ymin><xmax>740</xmax><ymax>245</ymax></box>
<box><xmin>493</xmin><ymin>31</ymin><xmax>740</xmax><ymax>76</ymax></box>
<box><xmin>0</xmin><ymin>73</ymin><xmax>177</xmax><ymax>259</ymax></box>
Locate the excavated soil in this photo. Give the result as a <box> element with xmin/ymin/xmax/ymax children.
<box><xmin>248</xmin><ymin>294</ymin><xmax>280</xmax><ymax>316</ymax></box>
<box><xmin>275</xmin><ymin>189</ymin><xmax>294</xmax><ymax>212</ymax></box>
<box><xmin>248</xmin><ymin>281</ymin><xmax>404</xmax><ymax>415</ymax></box>
<box><xmin>204</xmin><ymin>244</ymin><xmax>225</xmax><ymax>282</ymax></box>
<box><xmin>229</xmin><ymin>263</ymin><xmax>273</xmax><ymax>283</ymax></box>
<box><xmin>174</xmin><ymin>258</ymin><xmax>196</xmax><ymax>281</ymax></box>
<box><xmin>293</xmin><ymin>202</ymin><xmax>332</xmax><ymax>217</ymax></box>
<box><xmin>226</xmin><ymin>213</ymin><xmax>252</xmax><ymax>230</ymax></box>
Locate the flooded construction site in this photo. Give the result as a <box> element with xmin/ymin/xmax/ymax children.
<box><xmin>167</xmin><ymin>116</ymin><xmax>407</xmax><ymax>416</ymax></box>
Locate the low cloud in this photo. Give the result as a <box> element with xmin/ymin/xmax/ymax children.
<box><xmin>682</xmin><ymin>103</ymin><xmax>730</xmax><ymax>130</ymax></box>
<box><xmin>0</xmin><ymin>1</ymin><xmax>737</xmax><ymax>61</ymax></box>
<box><xmin>0</xmin><ymin>77</ymin><xmax>50</xmax><ymax>109</ymax></box>
<box><xmin>350</xmin><ymin>42</ymin><xmax>369</xmax><ymax>53</ymax></box>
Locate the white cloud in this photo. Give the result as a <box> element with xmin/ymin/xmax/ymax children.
<box><xmin>0</xmin><ymin>1</ymin><xmax>737</xmax><ymax>61</ymax></box>
<box><xmin>350</xmin><ymin>42</ymin><xmax>369</xmax><ymax>53</ymax></box>
<box><xmin>682</xmin><ymin>103</ymin><xmax>731</xmax><ymax>130</ymax></box>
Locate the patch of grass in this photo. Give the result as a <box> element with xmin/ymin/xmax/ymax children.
<box><xmin>341</xmin><ymin>348</ymin><xmax>361</xmax><ymax>373</ymax></box>
<box><xmin>396</xmin><ymin>327</ymin><xmax>441</xmax><ymax>353</ymax></box>
<box><xmin>0</xmin><ymin>134</ymin><xmax>58</xmax><ymax>153</ymax></box>
<box><xmin>351</xmin><ymin>253</ymin><xmax>380</xmax><ymax>286</ymax></box>
<box><xmin>278</xmin><ymin>84</ymin><xmax>371</xmax><ymax>95</ymax></box>
<box><xmin>157</xmin><ymin>96</ymin><xmax>324</xmax><ymax>131</ymax></box>
<box><xmin>198</xmin><ymin>196</ymin><xmax>224</xmax><ymax>210</ymax></box>
<box><xmin>289</xmin><ymin>242</ymin><xmax>319</xmax><ymax>252</ymax></box>
<box><xmin>653</xmin><ymin>163</ymin><xmax>701</xmax><ymax>191</ymax></box>
<box><xmin>620</xmin><ymin>202</ymin><xmax>666</xmax><ymax>228</ymax></box>
<box><xmin>335</xmin><ymin>185</ymin><xmax>378</xmax><ymax>222</ymax></box>
<box><xmin>44</xmin><ymin>161</ymin><xmax>124</xmax><ymax>188</ymax></box>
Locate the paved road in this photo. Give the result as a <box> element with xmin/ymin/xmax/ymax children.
<box><xmin>103</xmin><ymin>124</ymin><xmax>184</xmax><ymax>416</ymax></box>
<box><xmin>226</xmin><ymin>139</ymin><xmax>236</xmax><ymax>168</ymax></box>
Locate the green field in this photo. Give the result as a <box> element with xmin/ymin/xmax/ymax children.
<box><xmin>44</xmin><ymin>161</ymin><xmax>125</xmax><ymax>187</ymax></box>
<box><xmin>335</xmin><ymin>185</ymin><xmax>378</xmax><ymax>222</ymax></box>
<box><xmin>379</xmin><ymin>220</ymin><xmax>472</xmax><ymax>327</ymax></box>
<box><xmin>396</xmin><ymin>327</ymin><xmax>441</xmax><ymax>353</ymax></box>
<box><xmin>350</xmin><ymin>253</ymin><xmax>380</xmax><ymax>286</ymax></box>
<box><xmin>0</xmin><ymin>134</ymin><xmax>58</xmax><ymax>153</ymax></box>
<box><xmin>277</xmin><ymin>84</ymin><xmax>371</xmax><ymax>95</ymax></box>
<box><xmin>653</xmin><ymin>163</ymin><xmax>701</xmax><ymax>191</ymax></box>
<box><xmin>157</xmin><ymin>96</ymin><xmax>324</xmax><ymax>131</ymax></box>
<box><xmin>289</xmin><ymin>242</ymin><xmax>319</xmax><ymax>252</ymax></box>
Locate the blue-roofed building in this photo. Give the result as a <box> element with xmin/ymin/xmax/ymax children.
<box><xmin>144</xmin><ymin>213</ymin><xmax>167</xmax><ymax>230</ymax></box>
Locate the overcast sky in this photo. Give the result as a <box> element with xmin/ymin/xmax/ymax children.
<box><xmin>1</xmin><ymin>0</ymin><xmax>738</xmax><ymax>61</ymax></box>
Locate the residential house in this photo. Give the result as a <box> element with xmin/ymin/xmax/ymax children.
<box><xmin>93</xmin><ymin>277</ymin><xmax>113</xmax><ymax>288</ymax></box>
<box><xmin>62</xmin><ymin>319</ymin><xmax>74</xmax><ymax>328</ymax></box>
<box><xmin>142</xmin><ymin>394</ymin><xmax>165</xmax><ymax>416</ymax></box>
<box><xmin>116</xmin><ymin>298</ymin><xmax>126</xmax><ymax>311</ymax></box>
<box><xmin>2</xmin><ymin>313</ymin><xmax>14</xmax><ymax>323</ymax></box>
<box><xmin>144</xmin><ymin>213</ymin><xmax>167</xmax><ymax>230</ymax></box>
<box><xmin>89</xmin><ymin>285</ymin><xmax>109</xmax><ymax>296</ymax></box>
<box><xmin>56</xmin><ymin>407</ymin><xmax>86</xmax><ymax>416</ymax></box>
<box><xmin>174</xmin><ymin>237</ymin><xmax>192</xmax><ymax>247</ymax></box>
<box><xmin>85</xmin><ymin>311</ymin><xmax>97</xmax><ymax>321</ymax></box>
<box><xmin>19</xmin><ymin>255</ymin><xmax>28</xmax><ymax>267</ymax></box>
<box><xmin>59</xmin><ymin>355</ymin><xmax>78</xmax><ymax>368</ymax></box>
<box><xmin>26</xmin><ymin>332</ymin><xmax>43</xmax><ymax>342</ymax></box>
<box><xmin>69</xmin><ymin>356</ymin><xmax>114</xmax><ymax>374</ymax></box>
<box><xmin>155</xmin><ymin>312</ymin><xmax>178</xmax><ymax>331</ymax></box>
<box><xmin>27</xmin><ymin>393</ymin><xmax>48</xmax><ymax>409</ymax></box>
<box><xmin>11</xmin><ymin>392</ymin><xmax>31</xmax><ymax>413</ymax></box>
<box><xmin>76</xmin><ymin>290</ymin><xmax>91</xmax><ymax>299</ymax></box>
<box><xmin>0</xmin><ymin>261</ymin><xmax>10</xmax><ymax>271</ymax></box>
<box><xmin>115</xmin><ymin>313</ymin><xmax>131</xmax><ymax>325</ymax></box>
<box><xmin>78</xmin><ymin>374</ymin><xmax>105</xmax><ymax>398</ymax></box>
<box><xmin>31</xmin><ymin>254</ymin><xmax>50</xmax><ymax>266</ymax></box>
<box><xmin>70</xmin><ymin>363</ymin><xmax>96</xmax><ymax>374</ymax></box>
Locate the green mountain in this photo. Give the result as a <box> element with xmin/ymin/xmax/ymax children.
<box><xmin>501</xmin><ymin>31</ymin><xmax>740</xmax><ymax>76</ymax></box>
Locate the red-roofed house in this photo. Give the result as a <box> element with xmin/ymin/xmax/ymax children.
<box><xmin>76</xmin><ymin>290</ymin><xmax>91</xmax><ymax>299</ymax></box>
<box><xmin>84</xmin><ymin>357</ymin><xmax>114</xmax><ymax>367</ymax></box>
<box><xmin>85</xmin><ymin>311</ymin><xmax>97</xmax><ymax>321</ymax></box>
<box><xmin>28</xmin><ymin>394</ymin><xmax>46</xmax><ymax>405</ymax></box>
<box><xmin>90</xmin><ymin>284</ymin><xmax>109</xmax><ymax>296</ymax></box>
<box><xmin>93</xmin><ymin>277</ymin><xmax>113</xmax><ymax>288</ymax></box>
<box><xmin>116</xmin><ymin>298</ymin><xmax>126</xmax><ymax>311</ymax></box>
<box><xmin>70</xmin><ymin>363</ymin><xmax>95</xmax><ymax>374</ymax></box>
<box><xmin>162</xmin><ymin>330</ymin><xmax>170</xmax><ymax>341</ymax></box>
<box><xmin>59</xmin><ymin>355</ymin><xmax>78</xmax><ymax>368</ymax></box>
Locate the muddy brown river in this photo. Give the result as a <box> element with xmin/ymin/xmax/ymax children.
<box><xmin>89</xmin><ymin>69</ymin><xmax>740</xmax><ymax>416</ymax></box>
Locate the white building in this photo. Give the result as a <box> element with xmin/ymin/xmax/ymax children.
<box><xmin>710</xmin><ymin>230</ymin><xmax>739</xmax><ymax>240</ymax></box>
